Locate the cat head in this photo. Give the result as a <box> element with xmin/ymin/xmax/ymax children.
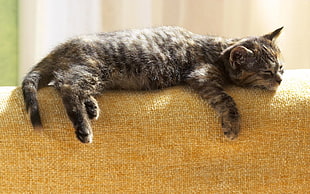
<box><xmin>223</xmin><ymin>27</ymin><xmax>284</xmax><ymax>91</ymax></box>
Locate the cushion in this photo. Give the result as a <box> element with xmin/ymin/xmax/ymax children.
<box><xmin>0</xmin><ymin>69</ymin><xmax>309</xmax><ymax>192</ymax></box>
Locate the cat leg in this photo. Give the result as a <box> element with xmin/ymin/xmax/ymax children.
<box><xmin>186</xmin><ymin>64</ymin><xmax>240</xmax><ymax>140</ymax></box>
<box><xmin>53</xmin><ymin>64</ymin><xmax>105</xmax><ymax>143</ymax></box>
<box><xmin>59</xmin><ymin>84</ymin><xmax>93</xmax><ymax>143</ymax></box>
<box><xmin>84</xmin><ymin>96</ymin><xmax>100</xmax><ymax>120</ymax></box>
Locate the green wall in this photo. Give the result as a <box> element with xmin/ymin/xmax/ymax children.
<box><xmin>0</xmin><ymin>0</ymin><xmax>18</xmax><ymax>86</ymax></box>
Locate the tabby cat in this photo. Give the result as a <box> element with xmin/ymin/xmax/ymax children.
<box><xmin>22</xmin><ymin>26</ymin><xmax>284</xmax><ymax>143</ymax></box>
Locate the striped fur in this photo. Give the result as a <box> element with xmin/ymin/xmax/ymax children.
<box><xmin>22</xmin><ymin>26</ymin><xmax>284</xmax><ymax>143</ymax></box>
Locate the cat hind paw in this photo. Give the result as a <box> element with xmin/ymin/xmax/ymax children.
<box><xmin>84</xmin><ymin>97</ymin><xmax>100</xmax><ymax>120</ymax></box>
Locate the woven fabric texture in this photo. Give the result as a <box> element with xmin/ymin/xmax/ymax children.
<box><xmin>0</xmin><ymin>70</ymin><xmax>309</xmax><ymax>193</ymax></box>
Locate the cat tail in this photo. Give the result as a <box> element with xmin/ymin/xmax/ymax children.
<box><xmin>22</xmin><ymin>57</ymin><xmax>55</xmax><ymax>130</ymax></box>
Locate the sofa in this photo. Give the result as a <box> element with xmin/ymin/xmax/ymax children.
<box><xmin>0</xmin><ymin>69</ymin><xmax>309</xmax><ymax>193</ymax></box>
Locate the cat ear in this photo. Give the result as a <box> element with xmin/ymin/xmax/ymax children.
<box><xmin>229</xmin><ymin>46</ymin><xmax>253</xmax><ymax>70</ymax></box>
<box><xmin>263</xmin><ymin>27</ymin><xmax>283</xmax><ymax>41</ymax></box>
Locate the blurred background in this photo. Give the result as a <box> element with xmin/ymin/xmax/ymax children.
<box><xmin>1</xmin><ymin>0</ymin><xmax>310</xmax><ymax>86</ymax></box>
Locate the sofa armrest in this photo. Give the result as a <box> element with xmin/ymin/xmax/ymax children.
<box><xmin>0</xmin><ymin>70</ymin><xmax>309</xmax><ymax>192</ymax></box>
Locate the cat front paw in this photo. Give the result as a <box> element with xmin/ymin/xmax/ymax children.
<box><xmin>222</xmin><ymin>120</ymin><xmax>240</xmax><ymax>140</ymax></box>
<box><xmin>75</xmin><ymin>124</ymin><xmax>93</xmax><ymax>143</ymax></box>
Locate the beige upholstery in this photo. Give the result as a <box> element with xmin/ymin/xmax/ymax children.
<box><xmin>0</xmin><ymin>70</ymin><xmax>309</xmax><ymax>193</ymax></box>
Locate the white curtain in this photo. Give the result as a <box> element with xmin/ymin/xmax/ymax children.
<box><xmin>19</xmin><ymin>0</ymin><xmax>102</xmax><ymax>81</ymax></box>
<box><xmin>19</xmin><ymin>0</ymin><xmax>310</xmax><ymax>81</ymax></box>
<box><xmin>101</xmin><ymin>0</ymin><xmax>310</xmax><ymax>70</ymax></box>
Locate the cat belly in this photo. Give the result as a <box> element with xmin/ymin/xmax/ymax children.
<box><xmin>109</xmin><ymin>74</ymin><xmax>181</xmax><ymax>90</ymax></box>
<box><xmin>106</xmin><ymin>65</ymin><xmax>183</xmax><ymax>91</ymax></box>
<box><xmin>110</xmin><ymin>76</ymin><xmax>151</xmax><ymax>90</ymax></box>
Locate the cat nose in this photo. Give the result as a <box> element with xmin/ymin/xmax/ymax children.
<box><xmin>276</xmin><ymin>74</ymin><xmax>282</xmax><ymax>84</ymax></box>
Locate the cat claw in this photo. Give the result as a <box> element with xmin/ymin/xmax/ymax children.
<box><xmin>224</xmin><ymin>131</ymin><xmax>238</xmax><ymax>140</ymax></box>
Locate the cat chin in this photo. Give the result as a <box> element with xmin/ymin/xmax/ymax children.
<box><xmin>269</xmin><ymin>85</ymin><xmax>280</xmax><ymax>91</ymax></box>
<box><xmin>268</xmin><ymin>82</ymin><xmax>281</xmax><ymax>91</ymax></box>
<box><xmin>253</xmin><ymin>84</ymin><xmax>279</xmax><ymax>91</ymax></box>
